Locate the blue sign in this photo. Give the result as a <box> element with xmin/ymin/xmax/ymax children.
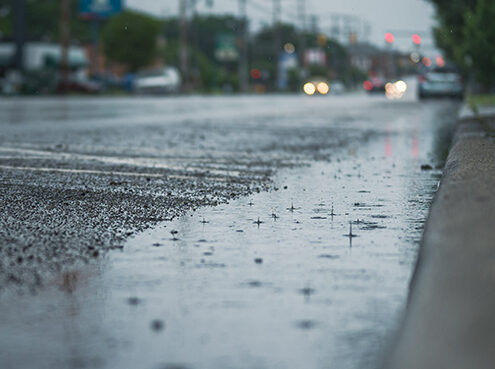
<box><xmin>278</xmin><ymin>52</ymin><xmax>299</xmax><ymax>90</ymax></box>
<box><xmin>80</xmin><ymin>0</ymin><xmax>123</xmax><ymax>19</ymax></box>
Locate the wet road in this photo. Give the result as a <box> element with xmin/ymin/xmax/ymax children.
<box><xmin>0</xmin><ymin>85</ymin><xmax>460</xmax><ymax>369</ymax></box>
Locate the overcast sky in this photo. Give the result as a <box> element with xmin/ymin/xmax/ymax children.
<box><xmin>126</xmin><ymin>0</ymin><xmax>438</xmax><ymax>55</ymax></box>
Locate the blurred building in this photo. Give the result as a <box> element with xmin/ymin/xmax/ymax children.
<box><xmin>0</xmin><ymin>42</ymin><xmax>87</xmax><ymax>72</ymax></box>
<box><xmin>347</xmin><ymin>43</ymin><xmax>380</xmax><ymax>73</ymax></box>
<box><xmin>348</xmin><ymin>42</ymin><xmax>414</xmax><ymax>79</ymax></box>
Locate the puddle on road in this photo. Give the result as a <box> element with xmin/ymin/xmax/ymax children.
<box><xmin>0</xmin><ymin>103</ymin><xmax>453</xmax><ymax>369</ymax></box>
<box><xmin>106</xmin><ymin>146</ymin><xmax>439</xmax><ymax>369</ymax></box>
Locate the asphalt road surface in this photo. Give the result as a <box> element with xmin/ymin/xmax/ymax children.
<box><xmin>0</xmin><ymin>85</ymin><xmax>460</xmax><ymax>369</ymax></box>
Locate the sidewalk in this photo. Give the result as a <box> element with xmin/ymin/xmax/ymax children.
<box><xmin>384</xmin><ymin>105</ymin><xmax>495</xmax><ymax>368</ymax></box>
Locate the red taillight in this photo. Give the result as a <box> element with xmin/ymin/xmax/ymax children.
<box><xmin>363</xmin><ymin>80</ymin><xmax>373</xmax><ymax>91</ymax></box>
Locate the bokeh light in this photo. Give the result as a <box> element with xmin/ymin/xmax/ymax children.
<box><xmin>410</xmin><ymin>52</ymin><xmax>421</xmax><ymax>63</ymax></box>
<box><xmin>395</xmin><ymin>80</ymin><xmax>407</xmax><ymax>93</ymax></box>
<box><xmin>435</xmin><ymin>55</ymin><xmax>445</xmax><ymax>67</ymax></box>
<box><xmin>250</xmin><ymin>68</ymin><xmax>262</xmax><ymax>79</ymax></box>
<box><xmin>303</xmin><ymin>82</ymin><xmax>316</xmax><ymax>95</ymax></box>
<box><xmin>385</xmin><ymin>80</ymin><xmax>407</xmax><ymax>100</ymax></box>
<box><xmin>284</xmin><ymin>43</ymin><xmax>295</xmax><ymax>54</ymax></box>
<box><xmin>412</xmin><ymin>34</ymin><xmax>421</xmax><ymax>45</ymax></box>
<box><xmin>317</xmin><ymin>82</ymin><xmax>329</xmax><ymax>95</ymax></box>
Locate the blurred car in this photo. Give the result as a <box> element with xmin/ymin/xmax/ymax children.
<box><xmin>303</xmin><ymin>78</ymin><xmax>330</xmax><ymax>95</ymax></box>
<box><xmin>57</xmin><ymin>76</ymin><xmax>101</xmax><ymax>94</ymax></box>
<box><xmin>363</xmin><ymin>77</ymin><xmax>386</xmax><ymax>93</ymax></box>
<box><xmin>134</xmin><ymin>67</ymin><xmax>181</xmax><ymax>94</ymax></box>
<box><xmin>418</xmin><ymin>66</ymin><xmax>464</xmax><ymax>99</ymax></box>
<box><xmin>329</xmin><ymin>81</ymin><xmax>345</xmax><ymax>95</ymax></box>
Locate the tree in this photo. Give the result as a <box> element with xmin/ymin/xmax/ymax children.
<box><xmin>162</xmin><ymin>15</ymin><xmax>241</xmax><ymax>91</ymax></box>
<box><xmin>0</xmin><ymin>0</ymin><xmax>91</xmax><ymax>43</ymax></box>
<box><xmin>428</xmin><ymin>0</ymin><xmax>495</xmax><ymax>89</ymax></box>
<box><xmin>427</xmin><ymin>0</ymin><xmax>477</xmax><ymax>67</ymax></box>
<box><xmin>101</xmin><ymin>10</ymin><xmax>160</xmax><ymax>72</ymax></box>
<box><xmin>462</xmin><ymin>0</ymin><xmax>495</xmax><ymax>89</ymax></box>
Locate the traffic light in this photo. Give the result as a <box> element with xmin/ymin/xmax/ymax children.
<box><xmin>317</xmin><ymin>33</ymin><xmax>327</xmax><ymax>46</ymax></box>
<box><xmin>385</xmin><ymin>33</ymin><xmax>394</xmax><ymax>44</ymax></box>
<box><xmin>412</xmin><ymin>34</ymin><xmax>421</xmax><ymax>46</ymax></box>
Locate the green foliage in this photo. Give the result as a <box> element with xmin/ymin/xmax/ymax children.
<box><xmin>101</xmin><ymin>10</ymin><xmax>160</xmax><ymax>72</ymax></box>
<box><xmin>159</xmin><ymin>39</ymin><xmax>223</xmax><ymax>92</ymax></box>
<box><xmin>163</xmin><ymin>15</ymin><xmax>240</xmax><ymax>64</ymax></box>
<box><xmin>468</xmin><ymin>94</ymin><xmax>495</xmax><ymax>106</ymax></box>
<box><xmin>193</xmin><ymin>49</ymin><xmax>221</xmax><ymax>92</ymax></box>
<box><xmin>190</xmin><ymin>15</ymin><xmax>239</xmax><ymax>62</ymax></box>
<box><xmin>0</xmin><ymin>0</ymin><xmax>91</xmax><ymax>42</ymax></box>
<box><xmin>162</xmin><ymin>15</ymin><xmax>240</xmax><ymax>91</ymax></box>
<box><xmin>428</xmin><ymin>0</ymin><xmax>495</xmax><ymax>89</ymax></box>
<box><xmin>427</xmin><ymin>0</ymin><xmax>477</xmax><ymax>65</ymax></box>
<box><xmin>252</xmin><ymin>23</ymin><xmax>299</xmax><ymax>60</ymax></box>
<box><xmin>462</xmin><ymin>0</ymin><xmax>495</xmax><ymax>88</ymax></box>
<box><xmin>0</xmin><ymin>0</ymin><xmax>12</xmax><ymax>40</ymax></box>
<box><xmin>161</xmin><ymin>39</ymin><xmax>179</xmax><ymax>66</ymax></box>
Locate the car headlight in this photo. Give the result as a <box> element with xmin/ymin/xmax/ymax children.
<box><xmin>317</xmin><ymin>82</ymin><xmax>329</xmax><ymax>95</ymax></box>
<box><xmin>303</xmin><ymin>82</ymin><xmax>316</xmax><ymax>95</ymax></box>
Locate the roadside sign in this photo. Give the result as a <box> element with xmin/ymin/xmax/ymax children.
<box><xmin>80</xmin><ymin>0</ymin><xmax>123</xmax><ymax>19</ymax></box>
<box><xmin>214</xmin><ymin>34</ymin><xmax>238</xmax><ymax>62</ymax></box>
<box><xmin>304</xmin><ymin>48</ymin><xmax>326</xmax><ymax>66</ymax></box>
<box><xmin>277</xmin><ymin>51</ymin><xmax>299</xmax><ymax>90</ymax></box>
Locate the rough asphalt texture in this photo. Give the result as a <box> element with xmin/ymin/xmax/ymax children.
<box><xmin>0</xmin><ymin>97</ymin><xmax>373</xmax><ymax>292</ymax></box>
<box><xmin>384</xmin><ymin>109</ymin><xmax>495</xmax><ymax>368</ymax></box>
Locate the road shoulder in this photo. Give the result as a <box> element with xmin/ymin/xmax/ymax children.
<box><xmin>385</xmin><ymin>107</ymin><xmax>495</xmax><ymax>369</ymax></box>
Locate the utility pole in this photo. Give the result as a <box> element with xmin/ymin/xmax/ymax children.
<box><xmin>297</xmin><ymin>0</ymin><xmax>306</xmax><ymax>67</ymax></box>
<box><xmin>238</xmin><ymin>0</ymin><xmax>248</xmax><ymax>93</ymax></box>
<box><xmin>330</xmin><ymin>14</ymin><xmax>340</xmax><ymax>43</ymax></box>
<box><xmin>179</xmin><ymin>0</ymin><xmax>189</xmax><ymax>92</ymax></box>
<box><xmin>13</xmin><ymin>0</ymin><xmax>26</xmax><ymax>73</ymax></box>
<box><xmin>60</xmin><ymin>0</ymin><xmax>71</xmax><ymax>93</ymax></box>
<box><xmin>272</xmin><ymin>0</ymin><xmax>281</xmax><ymax>90</ymax></box>
<box><xmin>310</xmin><ymin>15</ymin><xmax>318</xmax><ymax>34</ymax></box>
<box><xmin>343</xmin><ymin>15</ymin><xmax>351</xmax><ymax>45</ymax></box>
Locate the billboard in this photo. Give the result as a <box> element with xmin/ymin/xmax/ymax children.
<box><xmin>80</xmin><ymin>0</ymin><xmax>123</xmax><ymax>19</ymax></box>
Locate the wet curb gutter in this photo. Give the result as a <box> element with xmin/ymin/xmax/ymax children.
<box><xmin>384</xmin><ymin>108</ymin><xmax>495</xmax><ymax>369</ymax></box>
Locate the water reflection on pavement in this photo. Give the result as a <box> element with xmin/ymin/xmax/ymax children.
<box><xmin>0</xmin><ymin>94</ymin><xmax>459</xmax><ymax>369</ymax></box>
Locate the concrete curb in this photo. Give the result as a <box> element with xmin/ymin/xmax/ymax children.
<box><xmin>384</xmin><ymin>107</ymin><xmax>495</xmax><ymax>369</ymax></box>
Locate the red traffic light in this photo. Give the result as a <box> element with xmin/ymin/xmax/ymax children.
<box><xmin>385</xmin><ymin>33</ymin><xmax>394</xmax><ymax>44</ymax></box>
<box><xmin>412</xmin><ymin>34</ymin><xmax>421</xmax><ymax>45</ymax></box>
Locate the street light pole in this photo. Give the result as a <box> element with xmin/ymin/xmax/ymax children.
<box><xmin>272</xmin><ymin>0</ymin><xmax>281</xmax><ymax>90</ymax></box>
<box><xmin>298</xmin><ymin>0</ymin><xmax>306</xmax><ymax>67</ymax></box>
<box><xmin>13</xmin><ymin>0</ymin><xmax>26</xmax><ymax>73</ymax></box>
<box><xmin>60</xmin><ymin>0</ymin><xmax>71</xmax><ymax>93</ymax></box>
<box><xmin>179</xmin><ymin>0</ymin><xmax>189</xmax><ymax>92</ymax></box>
<box><xmin>238</xmin><ymin>0</ymin><xmax>248</xmax><ymax>93</ymax></box>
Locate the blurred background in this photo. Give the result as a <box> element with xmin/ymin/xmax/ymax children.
<box><xmin>0</xmin><ymin>0</ymin><xmax>493</xmax><ymax>96</ymax></box>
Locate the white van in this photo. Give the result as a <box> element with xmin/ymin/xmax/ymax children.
<box><xmin>134</xmin><ymin>67</ymin><xmax>181</xmax><ymax>94</ymax></box>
